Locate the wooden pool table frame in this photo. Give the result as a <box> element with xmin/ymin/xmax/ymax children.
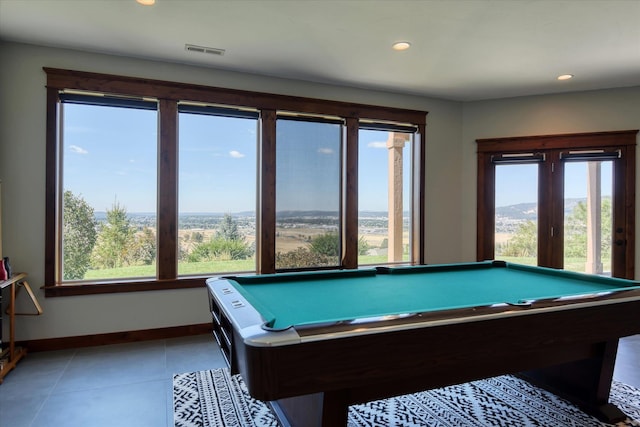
<box><xmin>207</xmin><ymin>265</ymin><xmax>640</xmax><ymax>427</ymax></box>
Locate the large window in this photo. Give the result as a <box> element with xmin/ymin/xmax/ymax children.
<box><xmin>358</xmin><ymin>128</ymin><xmax>415</xmax><ymax>265</ymax></box>
<box><xmin>275</xmin><ymin>117</ymin><xmax>342</xmax><ymax>270</ymax></box>
<box><xmin>44</xmin><ymin>68</ymin><xmax>427</xmax><ymax>296</ymax></box>
<box><xmin>477</xmin><ymin>130</ymin><xmax>637</xmax><ymax>279</ymax></box>
<box><xmin>178</xmin><ymin>105</ymin><xmax>259</xmax><ymax>276</ymax></box>
<box><xmin>60</xmin><ymin>96</ymin><xmax>158</xmax><ymax>282</ymax></box>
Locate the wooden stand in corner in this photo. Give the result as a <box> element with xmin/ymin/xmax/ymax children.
<box><xmin>1</xmin><ymin>273</ymin><xmax>41</xmax><ymax>383</ymax></box>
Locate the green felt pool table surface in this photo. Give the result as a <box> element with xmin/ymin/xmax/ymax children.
<box><xmin>226</xmin><ymin>261</ymin><xmax>640</xmax><ymax>330</ymax></box>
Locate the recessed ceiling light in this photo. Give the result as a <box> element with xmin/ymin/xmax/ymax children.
<box><xmin>136</xmin><ymin>0</ymin><xmax>155</xmax><ymax>5</ymax></box>
<box><xmin>392</xmin><ymin>41</ymin><xmax>411</xmax><ymax>51</ymax></box>
<box><xmin>557</xmin><ymin>74</ymin><xmax>574</xmax><ymax>81</ymax></box>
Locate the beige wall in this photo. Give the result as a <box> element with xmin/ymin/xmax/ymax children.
<box><xmin>0</xmin><ymin>41</ymin><xmax>462</xmax><ymax>340</ymax></box>
<box><xmin>461</xmin><ymin>87</ymin><xmax>640</xmax><ymax>264</ymax></box>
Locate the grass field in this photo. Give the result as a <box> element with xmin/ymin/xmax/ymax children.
<box><xmin>83</xmin><ymin>255</ymin><xmax>611</xmax><ymax>280</ymax></box>
<box><xmin>83</xmin><ymin>254</ymin><xmax>392</xmax><ymax>280</ymax></box>
<box><xmin>86</xmin><ymin>229</ymin><xmax>615</xmax><ymax>281</ymax></box>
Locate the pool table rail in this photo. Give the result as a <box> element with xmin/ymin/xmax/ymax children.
<box><xmin>242</xmin><ymin>298</ymin><xmax>640</xmax><ymax>426</ymax></box>
<box><xmin>208</xmin><ymin>274</ymin><xmax>640</xmax><ymax>347</ymax></box>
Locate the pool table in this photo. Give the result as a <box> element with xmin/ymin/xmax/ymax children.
<box><xmin>206</xmin><ymin>261</ymin><xmax>640</xmax><ymax>427</ymax></box>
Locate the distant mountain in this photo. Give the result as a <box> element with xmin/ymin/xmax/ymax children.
<box><xmin>276</xmin><ymin>210</ymin><xmax>339</xmax><ymax>218</ymax></box>
<box><xmin>494</xmin><ymin>197</ymin><xmax>610</xmax><ymax>233</ymax></box>
<box><xmin>95</xmin><ymin>199</ymin><xmax>600</xmax><ymax>232</ymax></box>
<box><xmin>495</xmin><ymin>198</ymin><xmax>599</xmax><ymax>222</ymax></box>
<box><xmin>495</xmin><ymin>203</ymin><xmax>537</xmax><ymax>221</ymax></box>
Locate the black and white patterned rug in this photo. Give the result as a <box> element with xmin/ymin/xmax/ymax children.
<box><xmin>173</xmin><ymin>369</ymin><xmax>640</xmax><ymax>427</ymax></box>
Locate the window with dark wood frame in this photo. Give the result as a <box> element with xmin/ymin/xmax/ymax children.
<box><xmin>44</xmin><ymin>68</ymin><xmax>427</xmax><ymax>296</ymax></box>
<box><xmin>477</xmin><ymin>130</ymin><xmax>637</xmax><ymax>279</ymax></box>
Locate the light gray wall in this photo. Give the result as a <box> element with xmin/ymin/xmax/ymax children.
<box><xmin>461</xmin><ymin>87</ymin><xmax>640</xmax><ymax>264</ymax></box>
<box><xmin>0</xmin><ymin>41</ymin><xmax>463</xmax><ymax>340</ymax></box>
<box><xmin>2</xmin><ymin>40</ymin><xmax>637</xmax><ymax>341</ymax></box>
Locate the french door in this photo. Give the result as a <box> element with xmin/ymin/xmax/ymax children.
<box><xmin>477</xmin><ymin>130</ymin><xmax>637</xmax><ymax>279</ymax></box>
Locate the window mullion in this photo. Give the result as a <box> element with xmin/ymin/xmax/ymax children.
<box><xmin>613</xmin><ymin>146</ymin><xmax>635</xmax><ymax>278</ymax></box>
<box><xmin>342</xmin><ymin>117</ymin><xmax>359</xmax><ymax>269</ymax></box>
<box><xmin>157</xmin><ymin>99</ymin><xmax>179</xmax><ymax>280</ymax></box>
<box><xmin>476</xmin><ymin>151</ymin><xmax>495</xmax><ymax>261</ymax></box>
<box><xmin>46</xmin><ymin>87</ymin><xmax>61</xmax><ymax>286</ymax></box>
<box><xmin>414</xmin><ymin>123</ymin><xmax>426</xmax><ymax>265</ymax></box>
<box><xmin>257</xmin><ymin>109</ymin><xmax>277</xmax><ymax>274</ymax></box>
<box><xmin>537</xmin><ymin>150</ymin><xmax>562</xmax><ymax>268</ymax></box>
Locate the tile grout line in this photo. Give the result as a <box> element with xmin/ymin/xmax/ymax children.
<box><xmin>28</xmin><ymin>348</ymin><xmax>78</xmax><ymax>427</ymax></box>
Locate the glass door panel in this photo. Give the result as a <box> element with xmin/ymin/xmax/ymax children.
<box><xmin>494</xmin><ymin>164</ymin><xmax>538</xmax><ymax>266</ymax></box>
<box><xmin>563</xmin><ymin>161</ymin><xmax>613</xmax><ymax>275</ymax></box>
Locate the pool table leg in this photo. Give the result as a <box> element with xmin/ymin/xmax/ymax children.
<box><xmin>270</xmin><ymin>390</ymin><xmax>349</xmax><ymax>427</ymax></box>
<box><xmin>520</xmin><ymin>339</ymin><xmax>626</xmax><ymax>423</ymax></box>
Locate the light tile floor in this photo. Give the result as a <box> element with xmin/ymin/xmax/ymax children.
<box><xmin>0</xmin><ymin>334</ymin><xmax>638</xmax><ymax>427</ymax></box>
<box><xmin>614</xmin><ymin>334</ymin><xmax>640</xmax><ymax>389</ymax></box>
<box><xmin>0</xmin><ymin>335</ymin><xmax>226</xmax><ymax>427</ymax></box>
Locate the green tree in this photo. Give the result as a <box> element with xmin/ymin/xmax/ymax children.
<box><xmin>216</xmin><ymin>213</ymin><xmax>242</xmax><ymax>241</ymax></box>
<box><xmin>91</xmin><ymin>201</ymin><xmax>136</xmax><ymax>269</ymax></box>
<box><xmin>128</xmin><ymin>227</ymin><xmax>156</xmax><ymax>265</ymax></box>
<box><xmin>565</xmin><ymin>201</ymin><xmax>588</xmax><ymax>258</ymax></box>
<box><xmin>188</xmin><ymin>214</ymin><xmax>252</xmax><ymax>262</ymax></box>
<box><xmin>309</xmin><ymin>232</ymin><xmax>370</xmax><ymax>258</ymax></box>
<box><xmin>62</xmin><ymin>191</ymin><xmax>98</xmax><ymax>280</ymax></box>
<box><xmin>500</xmin><ymin>220</ymin><xmax>537</xmax><ymax>258</ymax></box>
<box><xmin>358</xmin><ymin>237</ymin><xmax>371</xmax><ymax>255</ymax></box>
<box><xmin>188</xmin><ymin>237</ymin><xmax>253</xmax><ymax>262</ymax></box>
<box><xmin>565</xmin><ymin>198</ymin><xmax>612</xmax><ymax>258</ymax></box>
<box><xmin>498</xmin><ymin>198</ymin><xmax>612</xmax><ymax>261</ymax></box>
<box><xmin>310</xmin><ymin>232</ymin><xmax>339</xmax><ymax>257</ymax></box>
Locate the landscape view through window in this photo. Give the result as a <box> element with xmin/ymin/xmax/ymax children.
<box><xmin>495</xmin><ymin>161</ymin><xmax>613</xmax><ymax>275</ymax></box>
<box><xmin>61</xmin><ymin>103</ymin><xmax>413</xmax><ymax>281</ymax></box>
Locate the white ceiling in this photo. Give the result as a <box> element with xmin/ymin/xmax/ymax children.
<box><xmin>1</xmin><ymin>0</ymin><xmax>639</xmax><ymax>101</ymax></box>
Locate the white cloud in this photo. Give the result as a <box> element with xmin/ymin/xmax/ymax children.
<box><xmin>69</xmin><ymin>145</ymin><xmax>88</xmax><ymax>154</ymax></box>
<box><xmin>318</xmin><ymin>148</ymin><xmax>334</xmax><ymax>155</ymax></box>
<box><xmin>229</xmin><ymin>150</ymin><xmax>245</xmax><ymax>158</ymax></box>
<box><xmin>367</xmin><ymin>141</ymin><xmax>387</xmax><ymax>149</ymax></box>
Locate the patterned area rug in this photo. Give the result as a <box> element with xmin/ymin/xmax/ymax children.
<box><xmin>173</xmin><ymin>369</ymin><xmax>640</xmax><ymax>427</ymax></box>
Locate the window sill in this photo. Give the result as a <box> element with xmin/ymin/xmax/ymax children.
<box><xmin>44</xmin><ymin>277</ymin><xmax>206</xmax><ymax>297</ymax></box>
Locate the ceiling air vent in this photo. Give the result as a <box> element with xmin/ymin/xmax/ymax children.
<box><xmin>185</xmin><ymin>44</ymin><xmax>225</xmax><ymax>56</ymax></box>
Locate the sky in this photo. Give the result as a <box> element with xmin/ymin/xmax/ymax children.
<box><xmin>495</xmin><ymin>161</ymin><xmax>613</xmax><ymax>208</ymax></box>
<box><xmin>63</xmin><ymin>102</ymin><xmax>610</xmax><ymax>214</ymax></box>
<box><xmin>63</xmin><ymin>104</ymin><xmax>409</xmax><ymax>214</ymax></box>
<box><xmin>63</xmin><ymin>104</ymin><xmax>158</xmax><ymax>212</ymax></box>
